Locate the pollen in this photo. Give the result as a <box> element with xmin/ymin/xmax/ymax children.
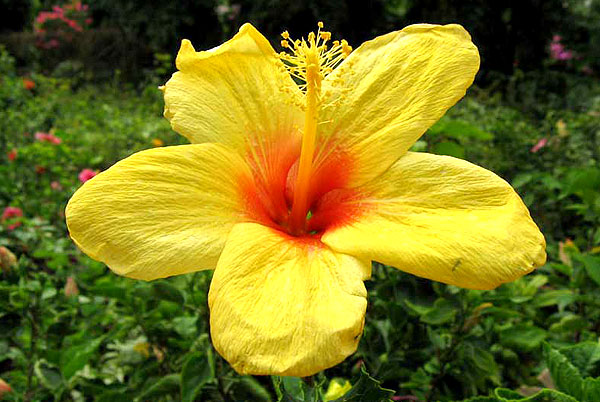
<box><xmin>279</xmin><ymin>22</ymin><xmax>352</xmax><ymax>93</ymax></box>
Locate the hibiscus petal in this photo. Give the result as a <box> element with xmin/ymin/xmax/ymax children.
<box><xmin>163</xmin><ymin>23</ymin><xmax>303</xmax><ymax>150</ymax></box>
<box><xmin>208</xmin><ymin>222</ymin><xmax>371</xmax><ymax>376</ymax></box>
<box><xmin>318</xmin><ymin>24</ymin><xmax>480</xmax><ymax>186</ymax></box>
<box><xmin>66</xmin><ymin>144</ymin><xmax>252</xmax><ymax>280</ymax></box>
<box><xmin>321</xmin><ymin>152</ymin><xmax>546</xmax><ymax>290</ymax></box>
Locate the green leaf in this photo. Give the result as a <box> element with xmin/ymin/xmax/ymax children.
<box><xmin>512</xmin><ymin>173</ymin><xmax>534</xmax><ymax>189</ymax></box>
<box><xmin>543</xmin><ymin>342</ymin><xmax>600</xmax><ymax>401</ymax></box>
<box><xmin>282</xmin><ymin>377</ymin><xmax>305</xmax><ymax>399</ymax></box>
<box><xmin>373</xmin><ymin>320</ymin><xmax>392</xmax><ymax>352</ymax></box>
<box><xmin>271</xmin><ymin>376</ymin><xmax>320</xmax><ymax>402</ymax></box>
<box><xmin>60</xmin><ymin>336</ymin><xmax>105</xmax><ymax>380</ymax></box>
<box><xmin>499</xmin><ymin>325</ymin><xmax>547</xmax><ymax>351</ymax></box>
<box><xmin>136</xmin><ymin>374</ymin><xmax>181</xmax><ymax>401</ymax></box>
<box><xmin>560</xmin><ymin>342</ymin><xmax>600</xmax><ymax>377</ymax></box>
<box><xmin>532</xmin><ymin>290</ymin><xmax>577</xmax><ymax>309</ymax></box>
<box><xmin>35</xmin><ymin>359</ymin><xmax>63</xmax><ymax>390</ymax></box>
<box><xmin>97</xmin><ymin>391</ymin><xmax>133</xmax><ymax>402</ymax></box>
<box><xmin>433</xmin><ymin>141</ymin><xmax>466</xmax><ymax>158</ymax></box>
<box><xmin>544</xmin><ymin>343</ymin><xmax>584</xmax><ymax>399</ymax></box>
<box><xmin>231</xmin><ymin>376</ymin><xmax>272</xmax><ymax>402</ymax></box>
<box><xmin>330</xmin><ymin>366</ymin><xmax>394</xmax><ymax>401</ymax></box>
<box><xmin>173</xmin><ymin>316</ymin><xmax>198</xmax><ymax>338</ymax></box>
<box><xmin>525</xmin><ymin>275</ymin><xmax>548</xmax><ymax>291</ymax></box>
<box><xmin>578</xmin><ymin>255</ymin><xmax>600</xmax><ymax>286</ymax></box>
<box><xmin>493</xmin><ymin>387</ymin><xmax>578</xmax><ymax>401</ymax></box>
<box><xmin>421</xmin><ymin>299</ymin><xmax>456</xmax><ymax>325</ymax></box>
<box><xmin>428</xmin><ymin>117</ymin><xmax>494</xmax><ymax>140</ymax></box>
<box><xmin>494</xmin><ymin>388</ymin><xmax>523</xmax><ymax>399</ymax></box>
<box><xmin>459</xmin><ymin>343</ymin><xmax>500</xmax><ymax>386</ymax></box>
<box><xmin>410</xmin><ymin>140</ymin><xmax>427</xmax><ymax>152</ymax></box>
<box><xmin>549</xmin><ymin>314</ymin><xmax>588</xmax><ymax>333</ymax></box>
<box><xmin>562</xmin><ymin>168</ymin><xmax>600</xmax><ymax>197</ymax></box>
<box><xmin>41</xmin><ymin>287</ymin><xmax>57</xmax><ymax>300</ymax></box>
<box><xmin>181</xmin><ymin>350</ymin><xmax>215</xmax><ymax>402</ymax></box>
<box><xmin>152</xmin><ymin>281</ymin><xmax>185</xmax><ymax>305</ymax></box>
<box><xmin>92</xmin><ymin>280</ymin><xmax>128</xmax><ymax>300</ymax></box>
<box><xmin>403</xmin><ymin>299</ymin><xmax>431</xmax><ymax>316</ymax></box>
<box><xmin>404</xmin><ymin>299</ymin><xmax>456</xmax><ymax>325</ymax></box>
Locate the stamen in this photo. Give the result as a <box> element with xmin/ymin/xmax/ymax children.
<box><xmin>278</xmin><ymin>22</ymin><xmax>352</xmax><ymax>92</ymax></box>
<box><xmin>279</xmin><ymin>23</ymin><xmax>353</xmax><ymax>235</ymax></box>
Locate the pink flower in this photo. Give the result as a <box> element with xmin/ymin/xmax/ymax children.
<box><xmin>2</xmin><ymin>206</ymin><xmax>23</xmax><ymax>230</ymax></box>
<box><xmin>65</xmin><ymin>18</ymin><xmax>83</xmax><ymax>32</ymax></box>
<box><xmin>530</xmin><ymin>138</ymin><xmax>548</xmax><ymax>153</ymax></box>
<box><xmin>78</xmin><ymin>169</ymin><xmax>97</xmax><ymax>183</ymax></box>
<box><xmin>35</xmin><ymin>131</ymin><xmax>47</xmax><ymax>141</ymax></box>
<box><xmin>550</xmin><ymin>36</ymin><xmax>574</xmax><ymax>61</ymax></box>
<box><xmin>557</xmin><ymin>50</ymin><xmax>573</xmax><ymax>61</ymax></box>
<box><xmin>51</xmin><ymin>181</ymin><xmax>62</xmax><ymax>190</ymax></box>
<box><xmin>7</xmin><ymin>149</ymin><xmax>17</xmax><ymax>161</ymax></box>
<box><xmin>35</xmin><ymin>132</ymin><xmax>62</xmax><ymax>144</ymax></box>
<box><xmin>49</xmin><ymin>134</ymin><xmax>62</xmax><ymax>144</ymax></box>
<box><xmin>550</xmin><ymin>42</ymin><xmax>564</xmax><ymax>58</ymax></box>
<box><xmin>2</xmin><ymin>207</ymin><xmax>22</xmax><ymax>220</ymax></box>
<box><xmin>47</xmin><ymin>39</ymin><xmax>60</xmax><ymax>48</ymax></box>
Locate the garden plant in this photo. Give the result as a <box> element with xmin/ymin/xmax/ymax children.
<box><xmin>1</xmin><ymin>1</ymin><xmax>600</xmax><ymax>401</ymax></box>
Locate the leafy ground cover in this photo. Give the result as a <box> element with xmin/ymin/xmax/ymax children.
<box><xmin>1</xmin><ymin>44</ymin><xmax>600</xmax><ymax>401</ymax></box>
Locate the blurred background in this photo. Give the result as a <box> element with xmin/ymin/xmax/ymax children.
<box><xmin>2</xmin><ymin>0</ymin><xmax>600</xmax><ymax>86</ymax></box>
<box><xmin>1</xmin><ymin>1</ymin><xmax>600</xmax><ymax>401</ymax></box>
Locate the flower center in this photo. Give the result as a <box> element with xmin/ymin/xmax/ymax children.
<box><xmin>279</xmin><ymin>23</ymin><xmax>352</xmax><ymax>235</ymax></box>
<box><xmin>240</xmin><ymin>140</ymin><xmax>363</xmax><ymax>239</ymax></box>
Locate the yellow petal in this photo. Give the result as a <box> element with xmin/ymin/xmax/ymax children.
<box><xmin>163</xmin><ymin>23</ymin><xmax>303</xmax><ymax>150</ymax></box>
<box><xmin>318</xmin><ymin>24</ymin><xmax>480</xmax><ymax>186</ymax></box>
<box><xmin>322</xmin><ymin>152</ymin><xmax>546</xmax><ymax>290</ymax></box>
<box><xmin>208</xmin><ymin>223</ymin><xmax>371</xmax><ymax>376</ymax></box>
<box><xmin>66</xmin><ymin>144</ymin><xmax>252</xmax><ymax>280</ymax></box>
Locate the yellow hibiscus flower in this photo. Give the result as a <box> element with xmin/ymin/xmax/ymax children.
<box><xmin>65</xmin><ymin>23</ymin><xmax>546</xmax><ymax>377</ymax></box>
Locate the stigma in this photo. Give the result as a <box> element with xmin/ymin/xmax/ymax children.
<box><xmin>279</xmin><ymin>22</ymin><xmax>352</xmax><ymax>94</ymax></box>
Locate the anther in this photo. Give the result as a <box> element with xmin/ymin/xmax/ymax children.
<box><xmin>278</xmin><ymin>24</ymin><xmax>352</xmax><ymax>93</ymax></box>
<box><xmin>319</xmin><ymin>31</ymin><xmax>331</xmax><ymax>41</ymax></box>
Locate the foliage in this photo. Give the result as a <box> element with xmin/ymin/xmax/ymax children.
<box><xmin>3</xmin><ymin>0</ymin><xmax>600</xmax><ymax>85</ymax></box>
<box><xmin>1</xmin><ymin>30</ymin><xmax>600</xmax><ymax>401</ymax></box>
